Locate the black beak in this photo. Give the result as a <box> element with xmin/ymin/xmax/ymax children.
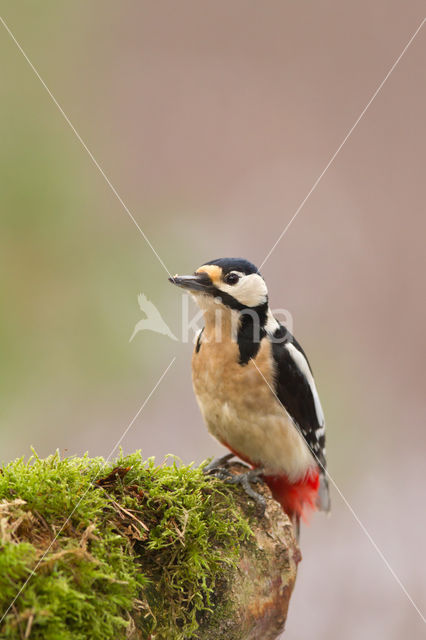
<box><xmin>168</xmin><ymin>273</ymin><xmax>212</xmax><ymax>292</ymax></box>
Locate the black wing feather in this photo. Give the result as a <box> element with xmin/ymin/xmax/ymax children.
<box><xmin>270</xmin><ymin>326</ymin><xmax>327</xmax><ymax>471</ymax></box>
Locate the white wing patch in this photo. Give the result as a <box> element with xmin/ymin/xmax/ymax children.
<box><xmin>285</xmin><ymin>342</ymin><xmax>325</xmax><ymax>427</ymax></box>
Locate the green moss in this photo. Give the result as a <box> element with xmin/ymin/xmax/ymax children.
<box><xmin>0</xmin><ymin>452</ymin><xmax>251</xmax><ymax>640</ymax></box>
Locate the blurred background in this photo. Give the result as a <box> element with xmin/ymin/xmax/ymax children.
<box><xmin>1</xmin><ymin>2</ymin><xmax>425</xmax><ymax>638</ymax></box>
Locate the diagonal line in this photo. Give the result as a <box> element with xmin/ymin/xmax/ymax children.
<box><xmin>0</xmin><ymin>356</ymin><xmax>176</xmax><ymax>626</ymax></box>
<box><xmin>258</xmin><ymin>17</ymin><xmax>425</xmax><ymax>272</ymax></box>
<box><xmin>103</xmin><ymin>356</ymin><xmax>176</xmax><ymax>461</ymax></box>
<box><xmin>251</xmin><ymin>358</ymin><xmax>426</xmax><ymax>625</ymax></box>
<box><xmin>0</xmin><ymin>15</ymin><xmax>173</xmax><ymax>279</ymax></box>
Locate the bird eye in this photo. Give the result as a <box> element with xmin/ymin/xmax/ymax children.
<box><xmin>224</xmin><ymin>272</ymin><xmax>240</xmax><ymax>285</ymax></box>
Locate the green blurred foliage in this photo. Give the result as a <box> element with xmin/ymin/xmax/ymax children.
<box><xmin>0</xmin><ymin>8</ymin><xmax>183</xmax><ymax>457</ymax></box>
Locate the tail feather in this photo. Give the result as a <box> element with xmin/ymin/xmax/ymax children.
<box><xmin>316</xmin><ymin>472</ymin><xmax>331</xmax><ymax>513</ymax></box>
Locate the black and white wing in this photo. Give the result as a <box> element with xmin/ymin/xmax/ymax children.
<box><xmin>270</xmin><ymin>324</ymin><xmax>330</xmax><ymax>511</ymax></box>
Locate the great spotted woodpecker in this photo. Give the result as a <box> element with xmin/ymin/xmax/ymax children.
<box><xmin>169</xmin><ymin>257</ymin><xmax>330</xmax><ymax>525</ymax></box>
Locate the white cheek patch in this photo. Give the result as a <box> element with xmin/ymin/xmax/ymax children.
<box><xmin>218</xmin><ymin>273</ymin><xmax>268</xmax><ymax>307</ymax></box>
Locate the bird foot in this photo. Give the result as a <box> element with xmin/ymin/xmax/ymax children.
<box><xmin>203</xmin><ymin>453</ymin><xmax>235</xmax><ymax>477</ymax></box>
<box><xmin>204</xmin><ymin>457</ymin><xmax>266</xmax><ymax>515</ymax></box>
<box><xmin>225</xmin><ymin>467</ymin><xmax>266</xmax><ymax>515</ymax></box>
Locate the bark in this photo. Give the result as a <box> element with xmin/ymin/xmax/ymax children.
<box><xmin>195</xmin><ymin>463</ymin><xmax>300</xmax><ymax>640</ymax></box>
<box><xmin>132</xmin><ymin>463</ymin><xmax>301</xmax><ymax>640</ymax></box>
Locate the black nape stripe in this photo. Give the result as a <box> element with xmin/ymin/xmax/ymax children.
<box><xmin>210</xmin><ymin>287</ymin><xmax>269</xmax><ymax>319</ymax></box>
<box><xmin>237</xmin><ymin>302</ymin><xmax>268</xmax><ymax>365</ymax></box>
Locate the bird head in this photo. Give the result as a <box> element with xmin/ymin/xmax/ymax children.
<box><xmin>169</xmin><ymin>257</ymin><xmax>268</xmax><ymax>316</ymax></box>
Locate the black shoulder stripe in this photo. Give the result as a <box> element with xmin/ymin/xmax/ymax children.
<box><xmin>237</xmin><ymin>306</ymin><xmax>267</xmax><ymax>365</ymax></box>
<box><xmin>237</xmin><ymin>333</ymin><xmax>263</xmax><ymax>365</ymax></box>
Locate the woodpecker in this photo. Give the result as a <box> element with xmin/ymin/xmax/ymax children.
<box><xmin>169</xmin><ymin>257</ymin><xmax>330</xmax><ymax>524</ymax></box>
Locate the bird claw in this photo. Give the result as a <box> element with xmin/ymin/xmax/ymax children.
<box><xmin>207</xmin><ymin>468</ymin><xmax>234</xmax><ymax>481</ymax></box>
<box><xmin>203</xmin><ymin>457</ymin><xmax>266</xmax><ymax>516</ymax></box>
<box><xmin>225</xmin><ymin>468</ymin><xmax>267</xmax><ymax>515</ymax></box>
<box><xmin>203</xmin><ymin>453</ymin><xmax>235</xmax><ymax>476</ymax></box>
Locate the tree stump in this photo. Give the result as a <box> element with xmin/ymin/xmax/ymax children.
<box><xmin>0</xmin><ymin>454</ymin><xmax>300</xmax><ymax>640</ymax></box>
<box><xmin>192</xmin><ymin>463</ymin><xmax>300</xmax><ymax>640</ymax></box>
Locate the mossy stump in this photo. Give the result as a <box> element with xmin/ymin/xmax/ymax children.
<box><xmin>0</xmin><ymin>453</ymin><xmax>299</xmax><ymax>640</ymax></box>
